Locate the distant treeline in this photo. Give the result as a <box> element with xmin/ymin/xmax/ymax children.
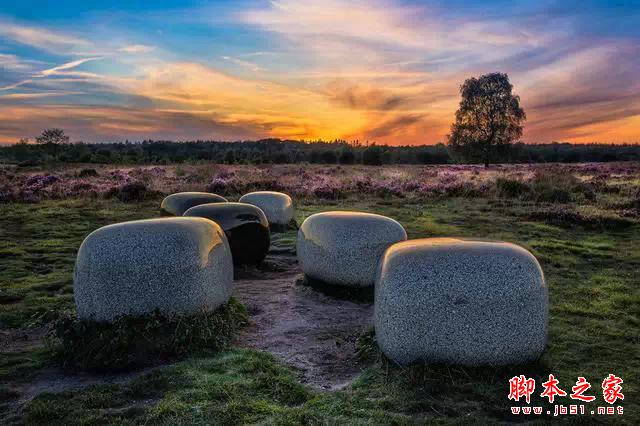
<box><xmin>2</xmin><ymin>139</ymin><xmax>640</xmax><ymax>166</ymax></box>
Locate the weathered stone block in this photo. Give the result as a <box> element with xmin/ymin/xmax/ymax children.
<box><xmin>74</xmin><ymin>217</ymin><xmax>233</xmax><ymax>321</ymax></box>
<box><xmin>297</xmin><ymin>211</ymin><xmax>407</xmax><ymax>287</ymax></box>
<box><xmin>238</xmin><ymin>191</ymin><xmax>293</xmax><ymax>227</ymax></box>
<box><xmin>184</xmin><ymin>202</ymin><xmax>270</xmax><ymax>265</ymax></box>
<box><xmin>160</xmin><ymin>192</ymin><xmax>227</xmax><ymax>216</ymax></box>
<box><xmin>375</xmin><ymin>238</ymin><xmax>548</xmax><ymax>366</ymax></box>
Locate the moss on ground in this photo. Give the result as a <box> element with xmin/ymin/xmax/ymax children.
<box><xmin>1</xmin><ymin>195</ymin><xmax>638</xmax><ymax>424</ymax></box>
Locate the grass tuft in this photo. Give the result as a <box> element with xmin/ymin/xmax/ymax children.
<box><xmin>48</xmin><ymin>298</ymin><xmax>249</xmax><ymax>371</ymax></box>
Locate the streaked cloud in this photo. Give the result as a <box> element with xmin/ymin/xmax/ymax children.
<box><xmin>0</xmin><ymin>53</ymin><xmax>43</xmax><ymax>71</ymax></box>
<box><xmin>221</xmin><ymin>56</ymin><xmax>265</xmax><ymax>72</ymax></box>
<box><xmin>0</xmin><ymin>20</ymin><xmax>91</xmax><ymax>53</ymax></box>
<box><xmin>0</xmin><ymin>91</ymin><xmax>80</xmax><ymax>100</ymax></box>
<box><xmin>38</xmin><ymin>57</ymin><xmax>103</xmax><ymax>77</ymax></box>
<box><xmin>118</xmin><ymin>44</ymin><xmax>155</xmax><ymax>54</ymax></box>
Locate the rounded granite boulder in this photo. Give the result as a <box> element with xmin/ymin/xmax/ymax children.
<box><xmin>160</xmin><ymin>192</ymin><xmax>228</xmax><ymax>216</ymax></box>
<box><xmin>238</xmin><ymin>191</ymin><xmax>293</xmax><ymax>228</ymax></box>
<box><xmin>184</xmin><ymin>202</ymin><xmax>270</xmax><ymax>265</ymax></box>
<box><xmin>297</xmin><ymin>211</ymin><xmax>407</xmax><ymax>287</ymax></box>
<box><xmin>73</xmin><ymin>217</ymin><xmax>234</xmax><ymax>322</ymax></box>
<box><xmin>375</xmin><ymin>238</ymin><xmax>548</xmax><ymax>366</ymax></box>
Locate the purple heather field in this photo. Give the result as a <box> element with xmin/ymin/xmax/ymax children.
<box><xmin>2</xmin><ymin>163</ymin><xmax>639</xmax><ymax>204</ymax></box>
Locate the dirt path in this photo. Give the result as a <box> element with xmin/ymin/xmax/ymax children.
<box><xmin>234</xmin><ymin>250</ymin><xmax>374</xmax><ymax>390</ymax></box>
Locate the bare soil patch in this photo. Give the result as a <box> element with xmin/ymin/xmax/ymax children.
<box><xmin>234</xmin><ymin>250</ymin><xmax>374</xmax><ymax>390</ymax></box>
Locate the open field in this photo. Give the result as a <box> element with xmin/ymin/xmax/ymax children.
<box><xmin>1</xmin><ymin>163</ymin><xmax>639</xmax><ymax>424</ymax></box>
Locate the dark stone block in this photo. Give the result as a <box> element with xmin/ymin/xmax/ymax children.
<box><xmin>184</xmin><ymin>202</ymin><xmax>270</xmax><ymax>265</ymax></box>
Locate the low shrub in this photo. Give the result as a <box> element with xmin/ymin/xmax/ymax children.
<box><xmin>104</xmin><ymin>181</ymin><xmax>153</xmax><ymax>202</ymax></box>
<box><xmin>528</xmin><ymin>207</ymin><xmax>635</xmax><ymax>228</ymax></box>
<box><xmin>25</xmin><ymin>174</ymin><xmax>59</xmax><ymax>189</ymax></box>
<box><xmin>77</xmin><ymin>168</ymin><xmax>98</xmax><ymax>178</ymax></box>
<box><xmin>49</xmin><ymin>298</ymin><xmax>249</xmax><ymax>371</ymax></box>
<box><xmin>495</xmin><ymin>177</ymin><xmax>529</xmax><ymax>198</ymax></box>
<box><xmin>528</xmin><ymin>170</ymin><xmax>578</xmax><ymax>203</ymax></box>
<box><xmin>17</xmin><ymin>160</ymin><xmax>41</xmax><ymax>168</ymax></box>
<box><xmin>175</xmin><ymin>165</ymin><xmax>187</xmax><ymax>177</ymax></box>
<box><xmin>313</xmin><ymin>184</ymin><xmax>343</xmax><ymax>199</ymax></box>
<box><xmin>525</xmin><ymin>168</ymin><xmax>599</xmax><ymax>203</ymax></box>
<box><xmin>443</xmin><ymin>181</ymin><xmax>484</xmax><ymax>197</ymax></box>
<box><xmin>625</xmin><ymin>188</ymin><xmax>640</xmax><ymax>209</ymax></box>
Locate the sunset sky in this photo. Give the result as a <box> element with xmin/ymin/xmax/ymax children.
<box><xmin>1</xmin><ymin>0</ymin><xmax>639</xmax><ymax>145</ymax></box>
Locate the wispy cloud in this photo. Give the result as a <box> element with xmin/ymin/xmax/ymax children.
<box><xmin>0</xmin><ymin>91</ymin><xmax>80</xmax><ymax>100</ymax></box>
<box><xmin>221</xmin><ymin>56</ymin><xmax>265</xmax><ymax>72</ymax></box>
<box><xmin>0</xmin><ymin>80</ymin><xmax>33</xmax><ymax>91</ymax></box>
<box><xmin>240</xmin><ymin>0</ymin><xmax>548</xmax><ymax>65</ymax></box>
<box><xmin>38</xmin><ymin>57</ymin><xmax>103</xmax><ymax>77</ymax></box>
<box><xmin>0</xmin><ymin>20</ymin><xmax>91</xmax><ymax>53</ymax></box>
<box><xmin>118</xmin><ymin>44</ymin><xmax>155</xmax><ymax>54</ymax></box>
<box><xmin>0</xmin><ymin>53</ymin><xmax>44</xmax><ymax>71</ymax></box>
<box><xmin>1</xmin><ymin>57</ymin><xmax>103</xmax><ymax>92</ymax></box>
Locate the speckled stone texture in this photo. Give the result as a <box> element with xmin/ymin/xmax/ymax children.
<box><xmin>160</xmin><ymin>192</ymin><xmax>227</xmax><ymax>216</ymax></box>
<box><xmin>238</xmin><ymin>191</ymin><xmax>293</xmax><ymax>227</ymax></box>
<box><xmin>74</xmin><ymin>217</ymin><xmax>234</xmax><ymax>322</ymax></box>
<box><xmin>375</xmin><ymin>238</ymin><xmax>548</xmax><ymax>366</ymax></box>
<box><xmin>297</xmin><ymin>211</ymin><xmax>407</xmax><ymax>287</ymax></box>
<box><xmin>184</xmin><ymin>202</ymin><xmax>270</xmax><ymax>265</ymax></box>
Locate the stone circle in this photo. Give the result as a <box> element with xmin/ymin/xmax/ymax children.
<box><xmin>184</xmin><ymin>202</ymin><xmax>270</xmax><ymax>265</ymax></box>
<box><xmin>375</xmin><ymin>238</ymin><xmax>548</xmax><ymax>366</ymax></box>
<box><xmin>73</xmin><ymin>217</ymin><xmax>234</xmax><ymax>321</ymax></box>
<box><xmin>160</xmin><ymin>192</ymin><xmax>227</xmax><ymax>216</ymax></box>
<box><xmin>297</xmin><ymin>211</ymin><xmax>407</xmax><ymax>287</ymax></box>
<box><xmin>238</xmin><ymin>191</ymin><xmax>293</xmax><ymax>227</ymax></box>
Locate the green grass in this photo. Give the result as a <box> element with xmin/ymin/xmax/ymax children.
<box><xmin>1</xmin><ymin>195</ymin><xmax>639</xmax><ymax>424</ymax></box>
<box><xmin>50</xmin><ymin>298</ymin><xmax>249</xmax><ymax>371</ymax></box>
<box><xmin>0</xmin><ymin>199</ymin><xmax>162</xmax><ymax>328</ymax></box>
<box><xmin>0</xmin><ymin>347</ymin><xmax>50</xmax><ymax>383</ymax></box>
<box><xmin>24</xmin><ymin>350</ymin><xmax>312</xmax><ymax>425</ymax></box>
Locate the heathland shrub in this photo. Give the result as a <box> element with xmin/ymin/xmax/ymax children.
<box><xmin>528</xmin><ymin>169</ymin><xmax>580</xmax><ymax>203</ymax></box>
<box><xmin>313</xmin><ymin>184</ymin><xmax>343</xmax><ymax>199</ymax></box>
<box><xmin>49</xmin><ymin>298</ymin><xmax>249</xmax><ymax>371</ymax></box>
<box><xmin>627</xmin><ymin>188</ymin><xmax>640</xmax><ymax>209</ymax></box>
<box><xmin>528</xmin><ymin>206</ymin><xmax>634</xmax><ymax>228</ymax></box>
<box><xmin>78</xmin><ymin>168</ymin><xmax>99</xmax><ymax>178</ymax></box>
<box><xmin>495</xmin><ymin>177</ymin><xmax>529</xmax><ymax>198</ymax></box>
<box><xmin>104</xmin><ymin>181</ymin><xmax>152</xmax><ymax>202</ymax></box>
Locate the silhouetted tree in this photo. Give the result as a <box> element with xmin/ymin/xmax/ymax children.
<box><xmin>36</xmin><ymin>128</ymin><xmax>69</xmax><ymax>145</ymax></box>
<box><xmin>339</xmin><ymin>146</ymin><xmax>355</xmax><ymax>164</ymax></box>
<box><xmin>2</xmin><ymin>137</ymin><xmax>639</xmax><ymax>166</ymax></box>
<box><xmin>309</xmin><ymin>150</ymin><xmax>322</xmax><ymax>163</ymax></box>
<box><xmin>321</xmin><ymin>150</ymin><xmax>338</xmax><ymax>164</ymax></box>
<box><xmin>224</xmin><ymin>149</ymin><xmax>236</xmax><ymax>164</ymax></box>
<box><xmin>363</xmin><ymin>145</ymin><xmax>383</xmax><ymax>165</ymax></box>
<box><xmin>448</xmin><ymin>73</ymin><xmax>525</xmax><ymax>167</ymax></box>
